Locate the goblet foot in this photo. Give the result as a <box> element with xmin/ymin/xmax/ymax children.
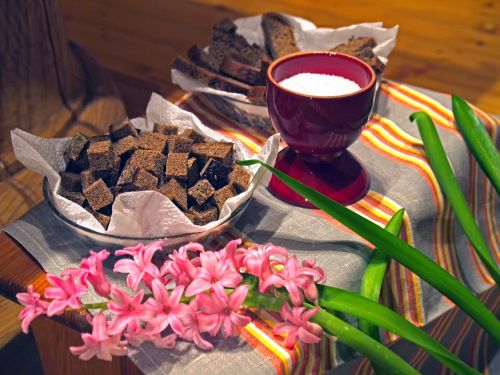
<box><xmin>268</xmin><ymin>147</ymin><xmax>370</xmax><ymax>208</ymax></box>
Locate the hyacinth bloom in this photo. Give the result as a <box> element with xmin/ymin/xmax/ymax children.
<box><xmin>215</xmin><ymin>239</ymin><xmax>246</xmax><ymax>272</ymax></box>
<box><xmin>79</xmin><ymin>250</ymin><xmax>112</xmax><ymax>297</ymax></box>
<box><xmin>160</xmin><ymin>243</ymin><xmax>204</xmax><ymax>287</ymax></box>
<box><xmin>259</xmin><ymin>255</ymin><xmax>323</xmax><ymax>306</ymax></box>
<box><xmin>107</xmin><ymin>286</ymin><xmax>149</xmax><ymax>335</ymax></box>
<box><xmin>70</xmin><ymin>313</ymin><xmax>128</xmax><ymax>361</ymax></box>
<box><xmin>185</xmin><ymin>251</ymin><xmax>242</xmax><ymax>299</ymax></box>
<box><xmin>16</xmin><ymin>285</ymin><xmax>50</xmax><ymax>334</ymax></box>
<box><xmin>197</xmin><ymin>285</ymin><xmax>251</xmax><ymax>337</ymax></box>
<box><xmin>114</xmin><ymin>243</ymin><xmax>161</xmax><ymax>290</ymax></box>
<box><xmin>44</xmin><ymin>273</ymin><xmax>87</xmax><ymax>316</ymax></box>
<box><xmin>17</xmin><ymin>240</ymin><xmax>330</xmax><ymax>362</ymax></box>
<box><xmin>242</xmin><ymin>243</ymin><xmax>288</xmax><ymax>282</ymax></box>
<box><xmin>144</xmin><ymin>279</ymin><xmax>188</xmax><ymax>335</ymax></box>
<box><xmin>180</xmin><ymin>299</ymin><xmax>219</xmax><ymax>350</ymax></box>
<box><xmin>273</xmin><ymin>303</ymin><xmax>323</xmax><ymax>349</ymax></box>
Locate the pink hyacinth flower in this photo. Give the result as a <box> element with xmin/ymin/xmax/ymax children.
<box><xmin>242</xmin><ymin>243</ymin><xmax>288</xmax><ymax>282</ymax></box>
<box><xmin>259</xmin><ymin>256</ymin><xmax>322</xmax><ymax>306</ymax></box>
<box><xmin>114</xmin><ymin>243</ymin><xmax>161</xmax><ymax>291</ymax></box>
<box><xmin>144</xmin><ymin>279</ymin><xmax>188</xmax><ymax>335</ymax></box>
<box><xmin>298</xmin><ymin>259</ymin><xmax>327</xmax><ymax>302</ymax></box>
<box><xmin>70</xmin><ymin>313</ymin><xmax>128</xmax><ymax>361</ymax></box>
<box><xmin>216</xmin><ymin>239</ymin><xmax>246</xmax><ymax>272</ymax></box>
<box><xmin>185</xmin><ymin>251</ymin><xmax>242</xmax><ymax>299</ymax></box>
<box><xmin>273</xmin><ymin>303</ymin><xmax>323</xmax><ymax>349</ymax></box>
<box><xmin>79</xmin><ymin>250</ymin><xmax>112</xmax><ymax>297</ymax></box>
<box><xmin>44</xmin><ymin>273</ymin><xmax>87</xmax><ymax>316</ymax></box>
<box><xmin>107</xmin><ymin>286</ymin><xmax>150</xmax><ymax>336</ymax></box>
<box><xmin>16</xmin><ymin>285</ymin><xmax>49</xmax><ymax>334</ymax></box>
<box><xmin>115</xmin><ymin>241</ymin><xmax>164</xmax><ymax>258</ymax></box>
<box><xmin>160</xmin><ymin>242</ymin><xmax>204</xmax><ymax>287</ymax></box>
<box><xmin>197</xmin><ymin>284</ymin><xmax>251</xmax><ymax>337</ymax></box>
<box><xmin>180</xmin><ymin>299</ymin><xmax>219</xmax><ymax>350</ymax></box>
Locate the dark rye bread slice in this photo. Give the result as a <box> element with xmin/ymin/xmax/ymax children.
<box><xmin>211</xmin><ymin>19</ymin><xmax>272</xmax><ymax>68</ymax></box>
<box><xmin>187</xmin><ymin>44</ymin><xmax>220</xmax><ymax>72</ymax></box>
<box><xmin>330</xmin><ymin>37</ymin><xmax>385</xmax><ymax>74</ymax></box>
<box><xmin>262</xmin><ymin>12</ymin><xmax>299</xmax><ymax>59</ymax></box>
<box><xmin>247</xmin><ymin>86</ymin><xmax>267</xmax><ymax>106</ymax></box>
<box><xmin>220</xmin><ymin>55</ymin><xmax>267</xmax><ymax>86</ymax></box>
<box><xmin>172</xmin><ymin>56</ymin><xmax>251</xmax><ymax>95</ymax></box>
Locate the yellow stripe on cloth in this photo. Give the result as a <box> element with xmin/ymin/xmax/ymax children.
<box><xmin>245</xmin><ymin>323</ymin><xmax>292</xmax><ymax>375</ymax></box>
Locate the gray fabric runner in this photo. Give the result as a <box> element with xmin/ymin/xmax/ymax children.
<box><xmin>4</xmin><ymin>83</ymin><xmax>500</xmax><ymax>374</ymax></box>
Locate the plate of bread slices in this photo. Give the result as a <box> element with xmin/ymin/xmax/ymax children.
<box><xmin>171</xmin><ymin>12</ymin><xmax>398</xmax><ymax>130</ymax></box>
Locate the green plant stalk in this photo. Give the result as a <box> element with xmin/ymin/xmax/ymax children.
<box><xmin>317</xmin><ymin>285</ymin><xmax>479</xmax><ymax>375</ymax></box>
<box><xmin>452</xmin><ymin>95</ymin><xmax>500</xmax><ymax>195</ymax></box>
<box><xmin>83</xmin><ymin>282</ymin><xmax>475</xmax><ymax>374</ymax></box>
<box><xmin>238</xmin><ymin>159</ymin><xmax>500</xmax><ymax>342</ymax></box>
<box><xmin>359</xmin><ymin>209</ymin><xmax>405</xmax><ymax>342</ymax></box>
<box><xmin>243</xmin><ymin>290</ymin><xmax>420</xmax><ymax>375</ymax></box>
<box><xmin>410</xmin><ymin>112</ymin><xmax>500</xmax><ymax>286</ymax></box>
<box><xmin>359</xmin><ymin>209</ymin><xmax>405</xmax><ymax>375</ymax></box>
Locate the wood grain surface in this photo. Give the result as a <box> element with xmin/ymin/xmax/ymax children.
<box><xmin>59</xmin><ymin>0</ymin><xmax>500</xmax><ymax>115</ymax></box>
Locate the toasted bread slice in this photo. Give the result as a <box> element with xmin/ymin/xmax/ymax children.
<box><xmin>172</xmin><ymin>56</ymin><xmax>251</xmax><ymax>95</ymax></box>
<box><xmin>262</xmin><ymin>12</ymin><xmax>299</xmax><ymax>59</ymax></box>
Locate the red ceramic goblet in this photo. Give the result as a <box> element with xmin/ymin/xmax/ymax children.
<box><xmin>266</xmin><ymin>51</ymin><xmax>377</xmax><ymax>208</ymax></box>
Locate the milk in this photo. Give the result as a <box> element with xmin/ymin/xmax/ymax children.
<box><xmin>279</xmin><ymin>73</ymin><xmax>361</xmax><ymax>96</ymax></box>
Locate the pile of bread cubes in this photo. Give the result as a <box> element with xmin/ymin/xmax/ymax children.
<box><xmin>59</xmin><ymin>118</ymin><xmax>252</xmax><ymax>230</ymax></box>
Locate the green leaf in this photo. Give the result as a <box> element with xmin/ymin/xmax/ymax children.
<box><xmin>452</xmin><ymin>95</ymin><xmax>500</xmax><ymax>195</ymax></box>
<box><xmin>359</xmin><ymin>208</ymin><xmax>405</xmax><ymax>342</ymax></box>
<box><xmin>410</xmin><ymin>111</ymin><xmax>500</xmax><ymax>286</ymax></box>
<box><xmin>243</xmin><ymin>289</ymin><xmax>421</xmax><ymax>375</ymax></box>
<box><xmin>318</xmin><ymin>285</ymin><xmax>480</xmax><ymax>375</ymax></box>
<box><xmin>237</xmin><ymin>159</ymin><xmax>500</xmax><ymax>342</ymax></box>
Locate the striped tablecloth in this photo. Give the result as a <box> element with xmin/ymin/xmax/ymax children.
<box><xmin>174</xmin><ymin>80</ymin><xmax>499</xmax><ymax>374</ymax></box>
<box><xmin>5</xmin><ymin>80</ymin><xmax>499</xmax><ymax>374</ymax></box>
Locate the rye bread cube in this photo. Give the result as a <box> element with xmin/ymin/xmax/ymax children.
<box><xmin>138</xmin><ymin>132</ymin><xmax>169</xmax><ymax>154</ymax></box>
<box><xmin>87</xmin><ymin>140</ymin><xmax>114</xmax><ymax>171</ymax></box>
<box><xmin>188</xmin><ymin>179</ymin><xmax>215</xmax><ymax>206</ymax></box>
<box><xmin>85</xmin><ymin>206</ymin><xmax>111</xmax><ymax>230</ymax></box>
<box><xmin>188</xmin><ymin>203</ymin><xmax>218</xmax><ymax>225</ymax></box>
<box><xmin>187</xmin><ymin>157</ymin><xmax>199</xmax><ymax>187</ymax></box>
<box><xmin>60</xmin><ymin>189</ymin><xmax>86</xmax><ymax>206</ymax></box>
<box><xmin>83</xmin><ymin>179</ymin><xmax>114</xmax><ymax>211</ymax></box>
<box><xmin>229</xmin><ymin>164</ymin><xmax>252</xmax><ymax>192</ymax></box>
<box><xmin>158</xmin><ymin>178</ymin><xmax>188</xmax><ymax>211</ymax></box>
<box><xmin>64</xmin><ymin>132</ymin><xmax>89</xmax><ymax>164</ymax></box>
<box><xmin>81</xmin><ymin>169</ymin><xmax>96</xmax><ymax>190</ymax></box>
<box><xmin>169</xmin><ymin>136</ymin><xmax>194</xmax><ymax>153</ymax></box>
<box><xmin>205</xmin><ymin>142</ymin><xmax>233</xmax><ymax>165</ymax></box>
<box><xmin>129</xmin><ymin>150</ymin><xmax>166</xmax><ymax>177</ymax></box>
<box><xmin>109</xmin><ymin>118</ymin><xmax>138</xmax><ymax>141</ymax></box>
<box><xmin>130</xmin><ymin>168</ymin><xmax>158</xmax><ymax>191</ymax></box>
<box><xmin>184</xmin><ymin>212</ymin><xmax>196</xmax><ymax>224</ymax></box>
<box><xmin>106</xmin><ymin>156</ymin><xmax>122</xmax><ymax>186</ymax></box>
<box><xmin>181</xmin><ymin>129</ymin><xmax>205</xmax><ymax>143</ymax></box>
<box><xmin>66</xmin><ymin>149</ymin><xmax>90</xmax><ymax>173</ymax></box>
<box><xmin>166</xmin><ymin>152</ymin><xmax>189</xmax><ymax>180</ymax></box>
<box><xmin>191</xmin><ymin>143</ymin><xmax>211</xmax><ymax>165</ymax></box>
<box><xmin>60</xmin><ymin>171</ymin><xmax>82</xmax><ymax>192</ymax></box>
<box><xmin>200</xmin><ymin>158</ymin><xmax>231</xmax><ymax>190</ymax></box>
<box><xmin>117</xmin><ymin>160</ymin><xmax>136</xmax><ymax>186</ymax></box>
<box><xmin>153</xmin><ymin>123</ymin><xmax>178</xmax><ymax>136</ymax></box>
<box><xmin>212</xmin><ymin>184</ymin><xmax>237</xmax><ymax>212</ymax></box>
<box><xmin>114</xmin><ymin>135</ymin><xmax>138</xmax><ymax>157</ymax></box>
<box><xmin>192</xmin><ymin>142</ymin><xmax>233</xmax><ymax>166</ymax></box>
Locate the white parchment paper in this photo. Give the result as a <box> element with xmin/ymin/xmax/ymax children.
<box><xmin>171</xmin><ymin>14</ymin><xmax>399</xmax><ymax>104</ymax></box>
<box><xmin>11</xmin><ymin>93</ymin><xmax>280</xmax><ymax>237</ymax></box>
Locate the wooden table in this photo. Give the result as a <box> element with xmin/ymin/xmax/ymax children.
<box><xmin>1</xmin><ymin>0</ymin><xmax>499</xmax><ymax>374</ymax></box>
